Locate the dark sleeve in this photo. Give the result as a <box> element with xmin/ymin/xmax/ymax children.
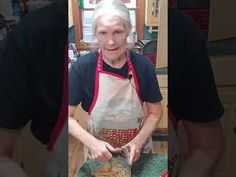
<box><xmin>183</xmin><ymin>19</ymin><xmax>224</xmax><ymax>122</ymax></box>
<box><xmin>69</xmin><ymin>60</ymin><xmax>82</xmax><ymax>106</ymax></box>
<box><xmin>0</xmin><ymin>28</ymin><xmax>33</xmax><ymax>129</ymax></box>
<box><xmin>141</xmin><ymin>60</ymin><xmax>163</xmax><ymax>103</ymax></box>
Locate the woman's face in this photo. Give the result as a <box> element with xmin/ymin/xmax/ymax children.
<box><xmin>95</xmin><ymin>15</ymin><xmax>129</xmax><ymax>63</ymax></box>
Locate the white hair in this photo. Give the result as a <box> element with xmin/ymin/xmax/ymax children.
<box><xmin>92</xmin><ymin>0</ymin><xmax>132</xmax><ymax>35</ymax></box>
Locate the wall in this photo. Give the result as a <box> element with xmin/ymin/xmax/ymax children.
<box><xmin>143</xmin><ymin>25</ymin><xmax>157</xmax><ymax>40</ymax></box>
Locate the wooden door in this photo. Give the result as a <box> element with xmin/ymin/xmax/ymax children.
<box><xmin>156</xmin><ymin>0</ymin><xmax>167</xmax><ymax>68</ymax></box>
<box><xmin>145</xmin><ymin>0</ymin><xmax>160</xmax><ymax>26</ymax></box>
<box><xmin>155</xmin><ymin>75</ymin><xmax>168</xmax><ymax>130</ymax></box>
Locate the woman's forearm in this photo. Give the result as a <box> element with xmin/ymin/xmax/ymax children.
<box><xmin>178</xmin><ymin>120</ymin><xmax>224</xmax><ymax>177</ymax></box>
<box><xmin>133</xmin><ymin>112</ymin><xmax>162</xmax><ymax>146</ymax></box>
<box><xmin>68</xmin><ymin>117</ymin><xmax>117</xmax><ymax>161</ymax></box>
<box><xmin>133</xmin><ymin>102</ymin><xmax>163</xmax><ymax>146</ymax></box>
<box><xmin>178</xmin><ymin>148</ymin><xmax>221</xmax><ymax>177</ymax></box>
<box><xmin>68</xmin><ymin>117</ymin><xmax>97</xmax><ymax>148</ymax></box>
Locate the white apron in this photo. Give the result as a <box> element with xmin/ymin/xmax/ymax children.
<box><xmin>87</xmin><ymin>52</ymin><xmax>152</xmax><ymax>153</ymax></box>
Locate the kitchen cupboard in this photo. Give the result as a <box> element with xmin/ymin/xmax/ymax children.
<box><xmin>155</xmin><ymin>0</ymin><xmax>167</xmax><ymax>133</ymax></box>
<box><xmin>145</xmin><ymin>0</ymin><xmax>160</xmax><ymax>27</ymax></box>
<box><xmin>144</xmin><ymin>0</ymin><xmax>167</xmax><ymax>68</ymax></box>
<box><xmin>142</xmin><ymin>75</ymin><xmax>167</xmax><ymax>132</ymax></box>
<box><xmin>155</xmin><ymin>75</ymin><xmax>168</xmax><ymax>131</ymax></box>
<box><xmin>156</xmin><ymin>0</ymin><xmax>167</xmax><ymax>68</ymax></box>
<box><xmin>152</xmin><ymin>74</ymin><xmax>168</xmax><ymax>155</ymax></box>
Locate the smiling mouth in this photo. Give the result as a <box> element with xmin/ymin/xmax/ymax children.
<box><xmin>106</xmin><ymin>48</ymin><xmax>119</xmax><ymax>51</ymax></box>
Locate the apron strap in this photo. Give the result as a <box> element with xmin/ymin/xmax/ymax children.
<box><xmin>168</xmin><ymin>106</ymin><xmax>178</xmax><ymax>132</ymax></box>
<box><xmin>47</xmin><ymin>44</ymin><xmax>68</xmax><ymax>151</ymax></box>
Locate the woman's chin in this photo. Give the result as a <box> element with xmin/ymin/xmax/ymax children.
<box><xmin>104</xmin><ymin>52</ymin><xmax>120</xmax><ymax>60</ymax></box>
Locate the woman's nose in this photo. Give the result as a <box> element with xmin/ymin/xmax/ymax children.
<box><xmin>107</xmin><ymin>35</ymin><xmax>116</xmax><ymax>45</ymax></box>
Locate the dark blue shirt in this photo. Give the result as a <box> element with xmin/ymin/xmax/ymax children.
<box><xmin>168</xmin><ymin>8</ymin><xmax>224</xmax><ymax>122</ymax></box>
<box><xmin>69</xmin><ymin>51</ymin><xmax>163</xmax><ymax>112</ymax></box>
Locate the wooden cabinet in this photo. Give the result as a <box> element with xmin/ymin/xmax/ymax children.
<box><xmin>156</xmin><ymin>0</ymin><xmax>167</xmax><ymax>68</ymax></box>
<box><xmin>152</xmin><ymin>74</ymin><xmax>168</xmax><ymax>154</ymax></box>
<box><xmin>155</xmin><ymin>75</ymin><xmax>168</xmax><ymax>131</ymax></box>
<box><xmin>145</xmin><ymin>0</ymin><xmax>160</xmax><ymax>27</ymax></box>
<box><xmin>142</xmin><ymin>74</ymin><xmax>167</xmax><ymax>133</ymax></box>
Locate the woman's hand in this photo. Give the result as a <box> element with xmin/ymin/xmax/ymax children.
<box><xmin>88</xmin><ymin>140</ymin><xmax>121</xmax><ymax>161</ymax></box>
<box><xmin>122</xmin><ymin>140</ymin><xmax>142</xmax><ymax>165</ymax></box>
<box><xmin>120</xmin><ymin>102</ymin><xmax>162</xmax><ymax>165</ymax></box>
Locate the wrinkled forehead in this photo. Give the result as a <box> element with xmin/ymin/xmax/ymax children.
<box><xmin>96</xmin><ymin>15</ymin><xmax>126</xmax><ymax>29</ymax></box>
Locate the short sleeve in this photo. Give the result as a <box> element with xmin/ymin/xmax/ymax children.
<box><xmin>69</xmin><ymin>61</ymin><xmax>82</xmax><ymax>106</ymax></box>
<box><xmin>168</xmin><ymin>8</ymin><xmax>224</xmax><ymax>123</ymax></box>
<box><xmin>0</xmin><ymin>30</ymin><xmax>32</xmax><ymax>128</ymax></box>
<box><xmin>186</xmin><ymin>29</ymin><xmax>224</xmax><ymax>122</ymax></box>
<box><xmin>141</xmin><ymin>61</ymin><xmax>163</xmax><ymax>103</ymax></box>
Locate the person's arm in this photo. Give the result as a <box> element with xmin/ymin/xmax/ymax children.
<box><xmin>123</xmin><ymin>102</ymin><xmax>163</xmax><ymax>164</ymax></box>
<box><xmin>0</xmin><ymin>9</ymin><xmax>34</xmax><ymax>177</ymax></box>
<box><xmin>178</xmin><ymin>120</ymin><xmax>224</xmax><ymax>177</ymax></box>
<box><xmin>0</xmin><ymin>129</ymin><xmax>28</xmax><ymax>177</ymax></box>
<box><xmin>68</xmin><ymin>105</ymin><xmax>120</xmax><ymax>161</ymax></box>
<box><xmin>68</xmin><ymin>52</ymin><xmax>119</xmax><ymax>161</ymax></box>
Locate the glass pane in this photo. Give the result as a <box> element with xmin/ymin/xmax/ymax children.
<box><xmin>82</xmin><ymin>11</ymin><xmax>93</xmax><ymax>43</ymax></box>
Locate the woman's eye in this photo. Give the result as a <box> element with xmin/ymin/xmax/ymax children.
<box><xmin>99</xmin><ymin>31</ymin><xmax>106</xmax><ymax>35</ymax></box>
<box><xmin>114</xmin><ymin>31</ymin><xmax>123</xmax><ymax>34</ymax></box>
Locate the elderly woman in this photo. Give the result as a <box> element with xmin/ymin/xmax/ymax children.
<box><xmin>69</xmin><ymin>0</ymin><xmax>163</xmax><ymax>165</ymax></box>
